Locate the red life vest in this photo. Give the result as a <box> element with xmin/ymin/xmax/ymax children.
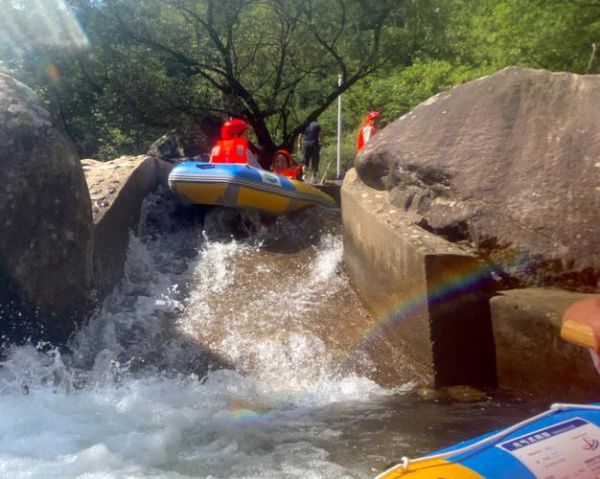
<box><xmin>276</xmin><ymin>165</ymin><xmax>303</xmax><ymax>180</ymax></box>
<box><xmin>271</xmin><ymin>149</ymin><xmax>302</xmax><ymax>179</ymax></box>
<box><xmin>357</xmin><ymin>122</ymin><xmax>377</xmax><ymax>151</ymax></box>
<box><xmin>210</xmin><ymin>137</ymin><xmax>249</xmax><ymax>164</ymax></box>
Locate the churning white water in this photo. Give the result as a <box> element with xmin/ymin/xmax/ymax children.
<box><xmin>0</xmin><ymin>190</ymin><xmax>544</xmax><ymax>478</ymax></box>
<box><xmin>0</xmin><ymin>191</ymin><xmax>395</xmax><ymax>478</ymax></box>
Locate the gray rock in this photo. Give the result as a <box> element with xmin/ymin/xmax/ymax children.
<box><xmin>81</xmin><ymin>156</ymin><xmax>173</xmax><ymax>300</ymax></box>
<box><xmin>0</xmin><ymin>74</ymin><xmax>93</xmax><ymax>343</ymax></box>
<box><xmin>147</xmin><ymin>117</ymin><xmax>221</xmax><ymax>161</ymax></box>
<box><xmin>356</xmin><ymin>67</ymin><xmax>600</xmax><ymax>292</ymax></box>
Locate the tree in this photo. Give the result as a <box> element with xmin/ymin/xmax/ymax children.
<box><xmin>78</xmin><ymin>0</ymin><xmax>406</xmax><ymax>164</ymax></box>
<box><xmin>445</xmin><ymin>0</ymin><xmax>600</xmax><ymax>73</ymax></box>
<box><xmin>11</xmin><ymin>0</ymin><xmax>600</xmax><ymax>163</ymax></box>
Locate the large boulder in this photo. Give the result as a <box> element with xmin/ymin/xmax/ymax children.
<box><xmin>82</xmin><ymin>156</ymin><xmax>173</xmax><ymax>300</ymax></box>
<box><xmin>0</xmin><ymin>74</ymin><xmax>93</xmax><ymax>344</ymax></box>
<box><xmin>356</xmin><ymin>67</ymin><xmax>600</xmax><ymax>292</ymax></box>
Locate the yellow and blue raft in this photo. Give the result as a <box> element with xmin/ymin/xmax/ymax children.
<box><xmin>376</xmin><ymin>403</ymin><xmax>600</xmax><ymax>478</ymax></box>
<box><xmin>168</xmin><ymin>161</ymin><xmax>337</xmax><ymax>215</ymax></box>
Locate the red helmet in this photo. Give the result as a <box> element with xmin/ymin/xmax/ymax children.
<box><xmin>367</xmin><ymin>111</ymin><xmax>381</xmax><ymax>120</ymax></box>
<box><xmin>273</xmin><ymin>149</ymin><xmax>292</xmax><ymax>170</ymax></box>
<box><xmin>275</xmin><ymin>149</ymin><xmax>292</xmax><ymax>163</ymax></box>
<box><xmin>221</xmin><ymin>118</ymin><xmax>249</xmax><ymax>140</ymax></box>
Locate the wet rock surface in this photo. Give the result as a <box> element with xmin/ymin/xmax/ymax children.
<box><xmin>416</xmin><ymin>385</ymin><xmax>489</xmax><ymax>403</ymax></box>
<box><xmin>82</xmin><ymin>155</ymin><xmax>173</xmax><ymax>300</ymax></box>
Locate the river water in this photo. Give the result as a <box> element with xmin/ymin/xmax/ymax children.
<box><xmin>0</xmin><ymin>190</ymin><xmax>546</xmax><ymax>478</ymax></box>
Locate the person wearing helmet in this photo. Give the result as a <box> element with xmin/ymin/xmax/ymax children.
<box><xmin>210</xmin><ymin>118</ymin><xmax>261</xmax><ymax>168</ymax></box>
<box><xmin>357</xmin><ymin>111</ymin><xmax>381</xmax><ymax>152</ymax></box>
<box><xmin>271</xmin><ymin>149</ymin><xmax>303</xmax><ymax>180</ymax></box>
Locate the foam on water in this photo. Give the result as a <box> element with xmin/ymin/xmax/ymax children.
<box><xmin>0</xmin><ymin>191</ymin><xmax>397</xmax><ymax>478</ymax></box>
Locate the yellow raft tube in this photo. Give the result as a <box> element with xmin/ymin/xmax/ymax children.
<box><xmin>168</xmin><ymin>161</ymin><xmax>337</xmax><ymax>215</ymax></box>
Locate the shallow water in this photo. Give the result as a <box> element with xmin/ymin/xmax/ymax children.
<box><xmin>0</xmin><ymin>190</ymin><xmax>548</xmax><ymax>478</ymax></box>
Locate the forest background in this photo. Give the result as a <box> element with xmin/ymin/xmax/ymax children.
<box><xmin>1</xmin><ymin>0</ymin><xmax>598</xmax><ymax>176</ymax></box>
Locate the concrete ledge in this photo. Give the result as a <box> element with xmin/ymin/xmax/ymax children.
<box><xmin>314</xmin><ymin>180</ymin><xmax>342</xmax><ymax>207</ymax></box>
<box><xmin>491</xmin><ymin>288</ymin><xmax>600</xmax><ymax>401</ymax></box>
<box><xmin>342</xmin><ymin>169</ymin><xmax>496</xmax><ymax>388</ymax></box>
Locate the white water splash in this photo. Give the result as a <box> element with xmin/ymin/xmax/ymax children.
<box><xmin>0</xmin><ymin>192</ymin><xmax>399</xmax><ymax>478</ymax></box>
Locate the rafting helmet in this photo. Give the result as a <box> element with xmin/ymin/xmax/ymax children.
<box><xmin>274</xmin><ymin>149</ymin><xmax>292</xmax><ymax>167</ymax></box>
<box><xmin>221</xmin><ymin>118</ymin><xmax>249</xmax><ymax>139</ymax></box>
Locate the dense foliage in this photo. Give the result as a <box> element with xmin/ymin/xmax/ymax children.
<box><xmin>1</xmin><ymin>0</ymin><xmax>600</xmax><ymax>168</ymax></box>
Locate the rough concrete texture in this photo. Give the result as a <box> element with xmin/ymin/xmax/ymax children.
<box><xmin>0</xmin><ymin>73</ymin><xmax>93</xmax><ymax>343</ymax></box>
<box><xmin>491</xmin><ymin>289</ymin><xmax>600</xmax><ymax>402</ymax></box>
<box><xmin>356</xmin><ymin>67</ymin><xmax>600</xmax><ymax>292</ymax></box>
<box><xmin>342</xmin><ymin>169</ymin><xmax>497</xmax><ymax>388</ymax></box>
<box><xmin>82</xmin><ymin>156</ymin><xmax>173</xmax><ymax>300</ymax></box>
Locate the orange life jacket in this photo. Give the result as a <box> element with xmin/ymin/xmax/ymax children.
<box><xmin>275</xmin><ymin>165</ymin><xmax>303</xmax><ymax>180</ymax></box>
<box><xmin>210</xmin><ymin>137</ymin><xmax>249</xmax><ymax>164</ymax></box>
<box><xmin>357</xmin><ymin>121</ymin><xmax>377</xmax><ymax>151</ymax></box>
<box><xmin>271</xmin><ymin>149</ymin><xmax>303</xmax><ymax>179</ymax></box>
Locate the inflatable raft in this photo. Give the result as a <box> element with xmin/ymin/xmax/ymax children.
<box><xmin>168</xmin><ymin>161</ymin><xmax>337</xmax><ymax>215</ymax></box>
<box><xmin>376</xmin><ymin>403</ymin><xmax>600</xmax><ymax>478</ymax></box>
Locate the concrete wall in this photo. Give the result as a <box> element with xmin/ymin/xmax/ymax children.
<box><xmin>342</xmin><ymin>169</ymin><xmax>600</xmax><ymax>398</ymax></box>
<box><xmin>315</xmin><ymin>180</ymin><xmax>342</xmax><ymax>207</ymax></box>
<box><xmin>342</xmin><ymin>169</ymin><xmax>497</xmax><ymax>388</ymax></box>
<box><xmin>491</xmin><ymin>289</ymin><xmax>600</xmax><ymax>402</ymax></box>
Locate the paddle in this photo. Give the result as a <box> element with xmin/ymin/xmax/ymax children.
<box><xmin>561</xmin><ymin>297</ymin><xmax>600</xmax><ymax>350</ymax></box>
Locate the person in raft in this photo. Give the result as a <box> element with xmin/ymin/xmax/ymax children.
<box><xmin>270</xmin><ymin>149</ymin><xmax>303</xmax><ymax>180</ymax></box>
<box><xmin>356</xmin><ymin>111</ymin><xmax>381</xmax><ymax>152</ymax></box>
<box><xmin>561</xmin><ymin>296</ymin><xmax>600</xmax><ymax>374</ymax></box>
<box><xmin>210</xmin><ymin>118</ymin><xmax>262</xmax><ymax>168</ymax></box>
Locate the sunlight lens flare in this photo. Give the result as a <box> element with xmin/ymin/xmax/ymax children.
<box><xmin>356</xmin><ymin>248</ymin><xmax>530</xmax><ymax>354</ymax></box>
<box><xmin>0</xmin><ymin>0</ymin><xmax>89</xmax><ymax>54</ymax></box>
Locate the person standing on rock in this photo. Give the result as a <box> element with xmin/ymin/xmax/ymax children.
<box><xmin>357</xmin><ymin>111</ymin><xmax>381</xmax><ymax>152</ymax></box>
<box><xmin>298</xmin><ymin>119</ymin><xmax>323</xmax><ymax>182</ymax></box>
